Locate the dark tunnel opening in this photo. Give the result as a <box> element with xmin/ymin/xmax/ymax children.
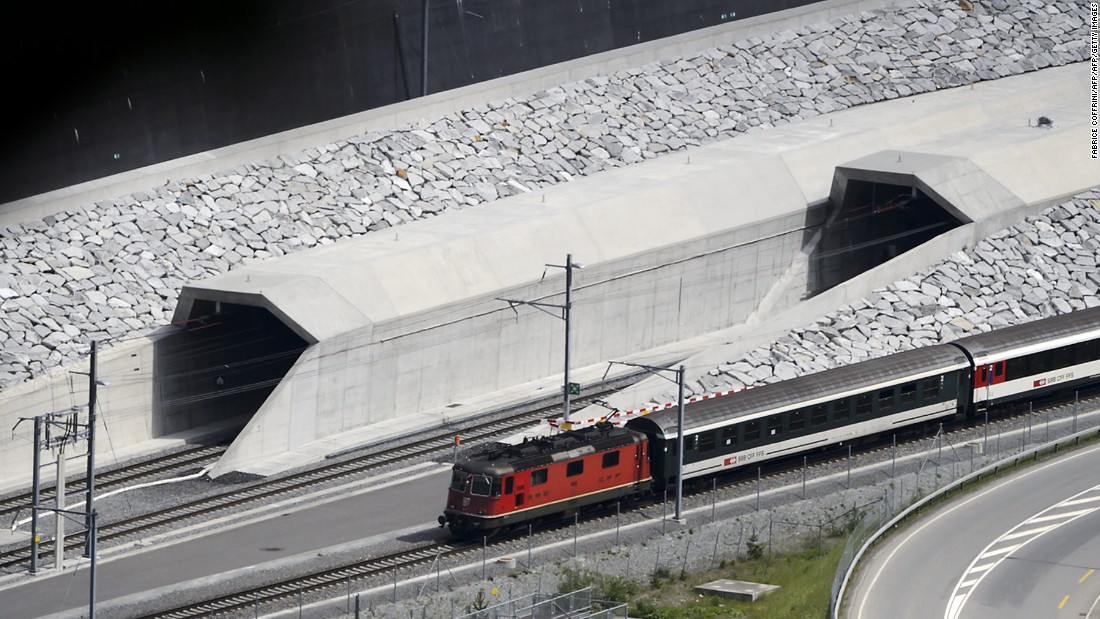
<box><xmin>152</xmin><ymin>303</ymin><xmax>308</xmax><ymax>441</ymax></box>
<box><xmin>810</xmin><ymin>180</ymin><xmax>963</xmax><ymax>294</ymax></box>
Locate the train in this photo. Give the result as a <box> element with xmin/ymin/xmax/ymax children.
<box><xmin>438</xmin><ymin>305</ymin><xmax>1100</xmax><ymax>537</ymax></box>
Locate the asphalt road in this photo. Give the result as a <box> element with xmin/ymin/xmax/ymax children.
<box><xmin>847</xmin><ymin>442</ymin><xmax>1100</xmax><ymax>619</ymax></box>
<box><xmin>0</xmin><ymin>464</ymin><xmax>452</xmax><ymax>618</ymax></box>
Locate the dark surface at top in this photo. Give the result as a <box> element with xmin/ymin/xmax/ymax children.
<box><xmin>0</xmin><ymin>0</ymin><xmax>822</xmax><ymax>204</ymax></box>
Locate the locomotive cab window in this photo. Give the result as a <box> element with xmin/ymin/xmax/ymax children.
<box><xmin>504</xmin><ymin>477</ymin><xmax>514</xmax><ymax>495</ymax></box>
<box><xmin>566</xmin><ymin>460</ymin><xmax>584</xmax><ymax>477</ymax></box>
<box><xmin>491</xmin><ymin>478</ymin><xmax>502</xmax><ymax>497</ymax></box>
<box><xmin>531</xmin><ymin>468</ymin><xmax>548</xmax><ymax>486</ymax></box>
<box><xmin>450</xmin><ymin>471</ymin><xmax>467</xmax><ymax>492</ymax></box>
<box><xmin>471</xmin><ymin>475</ymin><xmax>492</xmax><ymax>496</ymax></box>
<box><xmin>602</xmin><ymin>451</ymin><xmax>620</xmax><ymax>468</ymax></box>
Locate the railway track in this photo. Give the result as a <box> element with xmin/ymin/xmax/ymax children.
<box><xmin>0</xmin><ymin>389</ymin><xmax>623</xmax><ymax>572</ymax></box>
<box><xmin>141</xmin><ymin>541</ymin><xmax>475</xmax><ymax>619</ymax></box>
<box><xmin>132</xmin><ymin>389</ymin><xmax>1100</xmax><ymax>618</ymax></box>
<box><xmin>0</xmin><ymin>444</ymin><xmax>227</xmax><ymax>522</ymax></box>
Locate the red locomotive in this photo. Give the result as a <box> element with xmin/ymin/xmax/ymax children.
<box><xmin>438</xmin><ymin>422</ymin><xmax>651</xmax><ymax>537</ymax></box>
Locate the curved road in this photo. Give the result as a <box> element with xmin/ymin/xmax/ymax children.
<box><xmin>847</xmin><ymin>443</ymin><xmax>1100</xmax><ymax>618</ymax></box>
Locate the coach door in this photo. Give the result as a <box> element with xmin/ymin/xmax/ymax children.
<box><xmin>975</xmin><ymin>361</ymin><xmax>1007</xmax><ymax>388</ymax></box>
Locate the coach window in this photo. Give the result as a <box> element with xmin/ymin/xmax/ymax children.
<box><xmin>839</xmin><ymin>398</ymin><xmax>855</xmax><ymax>421</ymax></box>
<box><xmin>923</xmin><ymin>376</ymin><xmax>942</xmax><ymax>399</ymax></box>
<box><xmin>698</xmin><ymin>432</ymin><xmax>716</xmax><ymax>452</ymax></box>
<box><xmin>1006</xmin><ymin>356</ymin><xmax>1026</xmax><ymax>380</ymax></box>
<box><xmin>567</xmin><ymin>460</ymin><xmax>584</xmax><ymax>477</ymax></box>
<box><xmin>900</xmin><ymin>383</ymin><xmax>917</xmax><ymax>405</ymax></box>
<box><xmin>789</xmin><ymin>409</ymin><xmax>806</xmax><ymax>432</ymax></box>
<box><xmin>767</xmin><ymin>415</ymin><xmax>783</xmax><ymax>437</ymax></box>
<box><xmin>1053</xmin><ymin>346</ymin><xmax>1073</xmax><ymax>370</ymax></box>
<box><xmin>1080</xmin><ymin>340</ymin><xmax>1100</xmax><ymax>363</ymax></box>
<box><xmin>504</xmin><ymin>477</ymin><xmax>514</xmax><ymax>495</ymax></box>
<box><xmin>811</xmin><ymin>403</ymin><xmax>828</xmax><ymax>427</ymax></box>
<box><xmin>856</xmin><ymin>393</ymin><xmax>873</xmax><ymax>416</ymax></box>
<box><xmin>602</xmin><ymin>451</ymin><xmax>620</xmax><ymax>468</ymax></box>
<box><xmin>743</xmin><ymin>419</ymin><xmax>760</xmax><ymax>443</ymax></box>
<box><xmin>722</xmin><ymin>425</ymin><xmax>737</xmax><ymax>446</ymax></box>
<box><xmin>471</xmin><ymin>475</ymin><xmax>492</xmax><ymax>496</ymax></box>
<box><xmin>531</xmin><ymin>468</ymin><xmax>548</xmax><ymax>486</ymax></box>
<box><xmin>877</xmin><ymin>389</ymin><xmax>894</xmax><ymax>412</ymax></box>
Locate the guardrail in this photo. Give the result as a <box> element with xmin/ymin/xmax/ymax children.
<box><xmin>830</xmin><ymin>424</ymin><xmax>1100</xmax><ymax>618</ymax></box>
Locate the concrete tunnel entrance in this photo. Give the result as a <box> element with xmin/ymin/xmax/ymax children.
<box><xmin>811</xmin><ymin>179</ymin><xmax>965</xmax><ymax>294</ymax></box>
<box><xmin>152</xmin><ymin>302</ymin><xmax>308</xmax><ymax>440</ymax></box>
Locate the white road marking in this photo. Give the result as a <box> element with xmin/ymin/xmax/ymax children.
<box><xmin>944</xmin><ymin>484</ymin><xmax>1100</xmax><ymax>619</ymax></box>
<box><xmin>850</xmin><ymin>444</ymin><xmax>1100</xmax><ymax>619</ymax></box>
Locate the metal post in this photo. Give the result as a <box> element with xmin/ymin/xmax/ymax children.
<box><xmin>56</xmin><ymin>446</ymin><xmax>66</xmax><ymax>571</ymax></box>
<box><xmin>756</xmin><ymin>467</ymin><xmax>761</xmax><ymax>511</ymax></box>
<box><xmin>563</xmin><ymin>254</ymin><xmax>575</xmax><ymax>422</ymax></box>
<box><xmin>983</xmin><ymin>409</ymin><xmax>989</xmax><ymax>452</ymax></box>
<box><xmin>1074</xmin><ymin>391</ymin><xmax>1079</xmax><ymax>433</ymax></box>
<box><xmin>84</xmin><ymin>340</ymin><xmax>97</xmax><ymax>558</ymax></box>
<box><xmin>30</xmin><ymin>415</ymin><xmax>42</xmax><ymax>575</ymax></box>
<box><xmin>674</xmin><ymin>365</ymin><xmax>685</xmax><ymax>522</ymax></box>
<box><xmin>88</xmin><ymin>509</ymin><xmax>97</xmax><ymax>619</ymax></box>
<box><xmin>802</xmin><ymin>456</ymin><xmax>807</xmax><ymax>499</ymax></box>
<box><xmin>712</xmin><ymin>478</ymin><xmax>717</xmax><ymax>522</ymax></box>
<box><xmin>616</xmin><ymin>502</ymin><xmax>621</xmax><ymax>544</ymax></box>
<box><xmin>420</xmin><ymin>0</ymin><xmax>429</xmax><ymax>97</ymax></box>
<box><xmin>355</xmin><ymin>594</ymin><xmax>361</xmax><ymax>619</ymax></box>
<box><xmin>573</xmin><ymin>512</ymin><xmax>578</xmax><ymax>556</ymax></box>
<box><xmin>482</xmin><ymin>536</ymin><xmax>487</xmax><ymax>580</ymax></box>
<box><xmin>435</xmin><ymin>550</ymin><xmax>441</xmax><ymax>592</ymax></box>
<box><xmin>1020</xmin><ymin>402</ymin><xmax>1029</xmax><ymax>446</ymax></box>
<box><xmin>891</xmin><ymin>435</ymin><xmax>896</xmax><ymax>479</ymax></box>
<box><xmin>662</xmin><ymin>490</ymin><xmax>667</xmax><ymax>535</ymax></box>
<box><xmin>847</xmin><ymin>444</ymin><xmax>852</xmax><ymax>489</ymax></box>
<box><xmin>527</xmin><ymin>524</ymin><xmax>533</xmax><ymax>568</ymax></box>
<box><xmin>393</xmin><ymin>562</ymin><xmax>398</xmax><ymax>603</ymax></box>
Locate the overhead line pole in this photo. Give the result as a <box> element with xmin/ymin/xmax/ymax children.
<box><xmin>603</xmin><ymin>360</ymin><xmax>687</xmax><ymax>523</ymax></box>
<box><xmin>83</xmin><ymin>340</ymin><xmax>98</xmax><ymax>557</ymax></box>
<box><xmin>498</xmin><ymin>253</ymin><xmax>585</xmax><ymax>424</ymax></box>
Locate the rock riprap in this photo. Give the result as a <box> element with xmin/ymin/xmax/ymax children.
<box><xmin>0</xmin><ymin>0</ymin><xmax>1090</xmax><ymax>389</ymax></box>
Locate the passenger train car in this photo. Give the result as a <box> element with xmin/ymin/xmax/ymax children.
<box><xmin>439</xmin><ymin>306</ymin><xmax>1100</xmax><ymax>537</ymax></box>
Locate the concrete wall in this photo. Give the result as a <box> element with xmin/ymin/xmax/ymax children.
<box><xmin>210</xmin><ymin>209</ymin><xmax>813</xmax><ymax>475</ymax></box>
<box><xmin>0</xmin><ymin>338</ymin><xmax>157</xmax><ymax>492</ymax></box>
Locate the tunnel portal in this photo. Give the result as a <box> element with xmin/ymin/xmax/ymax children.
<box><xmin>153</xmin><ymin>303</ymin><xmax>308</xmax><ymax>439</ymax></box>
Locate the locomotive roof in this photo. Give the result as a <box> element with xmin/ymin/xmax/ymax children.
<box><xmin>951</xmin><ymin>306</ymin><xmax>1100</xmax><ymax>366</ymax></box>
<box><xmin>627</xmin><ymin>344</ymin><xmax>969</xmax><ymax>438</ymax></box>
<box><xmin>455</xmin><ymin>424</ymin><xmax>643</xmax><ymax>476</ymax></box>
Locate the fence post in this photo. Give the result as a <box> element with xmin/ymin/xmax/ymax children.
<box><xmin>756</xmin><ymin>467</ymin><xmax>761</xmax><ymax>511</ymax></box>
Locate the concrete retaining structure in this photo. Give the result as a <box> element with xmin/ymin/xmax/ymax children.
<box><xmin>0</xmin><ymin>0</ymin><xmax>1092</xmax><ymax>486</ymax></box>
